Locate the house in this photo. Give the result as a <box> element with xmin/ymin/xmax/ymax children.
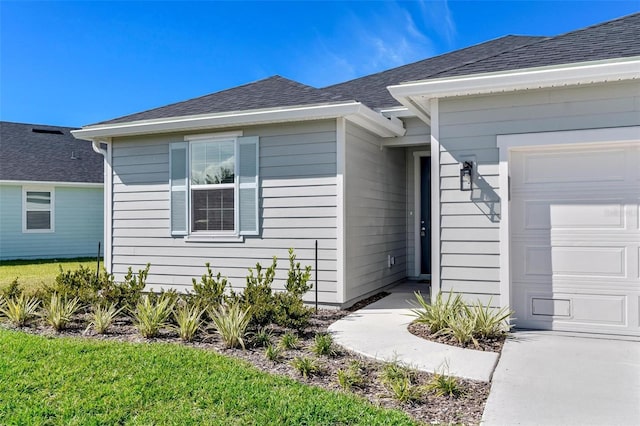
<box><xmin>0</xmin><ymin>121</ymin><xmax>104</xmax><ymax>260</ymax></box>
<box><xmin>73</xmin><ymin>13</ymin><xmax>640</xmax><ymax>336</ymax></box>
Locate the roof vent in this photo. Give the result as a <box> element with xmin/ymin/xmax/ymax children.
<box><xmin>32</xmin><ymin>128</ymin><xmax>64</xmax><ymax>135</ymax></box>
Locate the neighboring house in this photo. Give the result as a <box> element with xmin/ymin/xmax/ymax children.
<box><xmin>0</xmin><ymin>121</ymin><xmax>104</xmax><ymax>260</ymax></box>
<box><xmin>73</xmin><ymin>13</ymin><xmax>640</xmax><ymax>336</ymax></box>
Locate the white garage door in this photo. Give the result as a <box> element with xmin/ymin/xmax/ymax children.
<box><xmin>511</xmin><ymin>142</ymin><xmax>640</xmax><ymax>336</ymax></box>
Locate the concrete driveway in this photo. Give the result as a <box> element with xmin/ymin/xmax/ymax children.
<box><xmin>482</xmin><ymin>331</ymin><xmax>640</xmax><ymax>425</ymax></box>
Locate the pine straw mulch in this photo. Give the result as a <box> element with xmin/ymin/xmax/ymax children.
<box><xmin>3</xmin><ymin>293</ymin><xmax>492</xmax><ymax>425</ymax></box>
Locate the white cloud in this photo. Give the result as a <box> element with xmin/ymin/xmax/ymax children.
<box><xmin>417</xmin><ymin>0</ymin><xmax>457</xmax><ymax>46</ymax></box>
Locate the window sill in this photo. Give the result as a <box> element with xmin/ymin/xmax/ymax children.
<box><xmin>184</xmin><ymin>234</ymin><xmax>244</xmax><ymax>243</ymax></box>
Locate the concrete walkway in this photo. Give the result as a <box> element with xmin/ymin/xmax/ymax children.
<box><xmin>328</xmin><ymin>282</ymin><xmax>499</xmax><ymax>382</ymax></box>
<box><xmin>482</xmin><ymin>331</ymin><xmax>640</xmax><ymax>426</ymax></box>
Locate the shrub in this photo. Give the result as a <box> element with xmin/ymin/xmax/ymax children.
<box><xmin>468</xmin><ymin>298</ymin><xmax>513</xmax><ymax>340</ymax></box>
<box><xmin>291</xmin><ymin>356</ymin><xmax>320</xmax><ymax>379</ymax></box>
<box><xmin>380</xmin><ymin>359</ymin><xmax>416</xmax><ymax>386</ymax></box>
<box><xmin>132</xmin><ymin>293</ymin><xmax>174</xmax><ymax>338</ymax></box>
<box><xmin>337</xmin><ymin>360</ymin><xmax>365</xmax><ymax>391</ymax></box>
<box><xmin>235</xmin><ymin>257</ymin><xmax>277</xmax><ymax>327</ymax></box>
<box><xmin>100</xmin><ymin>264</ymin><xmax>149</xmax><ymax>310</ymax></box>
<box><xmin>41</xmin><ymin>293</ymin><xmax>82</xmax><ymax>331</ymax></box>
<box><xmin>173</xmin><ymin>303</ymin><xmax>204</xmax><ymax>342</ymax></box>
<box><xmin>410</xmin><ymin>291</ymin><xmax>465</xmax><ymax>334</ymax></box>
<box><xmin>1</xmin><ymin>278</ymin><xmax>22</xmax><ymax>300</ymax></box>
<box><xmin>209</xmin><ymin>302</ymin><xmax>252</xmax><ymax>349</ymax></box>
<box><xmin>386</xmin><ymin>376</ymin><xmax>422</xmax><ymax>403</ymax></box>
<box><xmin>264</xmin><ymin>344</ymin><xmax>283</xmax><ymax>362</ymax></box>
<box><xmin>312</xmin><ymin>332</ymin><xmax>337</xmax><ymax>357</ymax></box>
<box><xmin>273</xmin><ymin>292</ymin><xmax>312</xmax><ymax>331</ymax></box>
<box><xmin>252</xmin><ymin>327</ymin><xmax>273</xmax><ymax>347</ymax></box>
<box><xmin>426</xmin><ymin>367</ymin><xmax>463</xmax><ymax>398</ymax></box>
<box><xmin>285</xmin><ymin>248</ymin><xmax>312</xmax><ymax>297</ymax></box>
<box><xmin>190</xmin><ymin>263</ymin><xmax>228</xmax><ymax>313</ymax></box>
<box><xmin>279</xmin><ymin>331</ymin><xmax>300</xmax><ymax>350</ymax></box>
<box><xmin>0</xmin><ymin>294</ymin><xmax>40</xmax><ymax>326</ymax></box>
<box><xmin>85</xmin><ymin>303</ymin><xmax>123</xmax><ymax>334</ymax></box>
<box><xmin>47</xmin><ymin>265</ymin><xmax>102</xmax><ymax>305</ymax></box>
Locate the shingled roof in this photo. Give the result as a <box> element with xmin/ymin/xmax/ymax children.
<box><xmin>324</xmin><ymin>35</ymin><xmax>546</xmax><ymax>110</ymax></box>
<box><xmin>426</xmin><ymin>12</ymin><xmax>640</xmax><ymax>80</ymax></box>
<box><xmin>87</xmin><ymin>12</ymin><xmax>639</xmax><ymax>127</ymax></box>
<box><xmin>0</xmin><ymin>121</ymin><xmax>103</xmax><ymax>183</ymax></box>
<box><xmin>99</xmin><ymin>75</ymin><xmax>352</xmax><ymax>125</ymax></box>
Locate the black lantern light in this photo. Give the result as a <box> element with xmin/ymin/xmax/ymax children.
<box><xmin>460</xmin><ymin>161</ymin><xmax>473</xmax><ymax>191</ymax></box>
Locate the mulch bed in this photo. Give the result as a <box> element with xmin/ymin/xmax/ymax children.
<box><xmin>3</xmin><ymin>292</ymin><xmax>492</xmax><ymax>425</ymax></box>
<box><xmin>408</xmin><ymin>321</ymin><xmax>506</xmax><ymax>353</ymax></box>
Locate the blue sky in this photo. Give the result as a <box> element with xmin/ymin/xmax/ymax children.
<box><xmin>1</xmin><ymin>1</ymin><xmax>638</xmax><ymax>127</ymax></box>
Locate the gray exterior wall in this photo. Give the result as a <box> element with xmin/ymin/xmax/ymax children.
<box><xmin>109</xmin><ymin>120</ymin><xmax>340</xmax><ymax>304</ymax></box>
<box><xmin>437</xmin><ymin>81</ymin><xmax>640</xmax><ymax>305</ymax></box>
<box><xmin>0</xmin><ymin>184</ymin><xmax>103</xmax><ymax>260</ymax></box>
<box><xmin>344</xmin><ymin>122</ymin><xmax>407</xmax><ymax>303</ymax></box>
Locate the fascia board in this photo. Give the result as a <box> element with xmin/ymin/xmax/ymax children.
<box><xmin>389</xmin><ymin>57</ymin><xmax>640</xmax><ymax>110</ymax></box>
<box><xmin>72</xmin><ymin>102</ymin><xmax>405</xmax><ymax>140</ymax></box>
<box><xmin>0</xmin><ymin>180</ymin><xmax>103</xmax><ymax>188</ymax></box>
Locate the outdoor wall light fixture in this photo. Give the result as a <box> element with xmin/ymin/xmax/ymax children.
<box><xmin>460</xmin><ymin>161</ymin><xmax>473</xmax><ymax>191</ymax></box>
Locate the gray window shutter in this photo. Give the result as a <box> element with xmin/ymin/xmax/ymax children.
<box><xmin>238</xmin><ymin>136</ymin><xmax>259</xmax><ymax>235</ymax></box>
<box><xmin>170</xmin><ymin>142</ymin><xmax>188</xmax><ymax>236</ymax></box>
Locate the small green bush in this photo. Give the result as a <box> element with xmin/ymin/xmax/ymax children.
<box><xmin>252</xmin><ymin>327</ymin><xmax>273</xmax><ymax>347</ymax></box>
<box><xmin>46</xmin><ymin>265</ymin><xmax>102</xmax><ymax>305</ymax></box>
<box><xmin>0</xmin><ymin>294</ymin><xmax>40</xmax><ymax>326</ymax></box>
<box><xmin>102</xmin><ymin>264</ymin><xmax>149</xmax><ymax>310</ymax></box>
<box><xmin>337</xmin><ymin>360</ymin><xmax>365</xmax><ymax>391</ymax></box>
<box><xmin>264</xmin><ymin>344</ymin><xmax>283</xmax><ymax>362</ymax></box>
<box><xmin>132</xmin><ymin>293</ymin><xmax>174</xmax><ymax>338</ymax></box>
<box><xmin>426</xmin><ymin>368</ymin><xmax>463</xmax><ymax>398</ymax></box>
<box><xmin>386</xmin><ymin>376</ymin><xmax>422</xmax><ymax>403</ymax></box>
<box><xmin>440</xmin><ymin>310</ymin><xmax>477</xmax><ymax>346</ymax></box>
<box><xmin>235</xmin><ymin>257</ymin><xmax>278</xmax><ymax>327</ymax></box>
<box><xmin>190</xmin><ymin>263</ymin><xmax>228</xmax><ymax>313</ymax></box>
<box><xmin>312</xmin><ymin>332</ymin><xmax>337</xmax><ymax>357</ymax></box>
<box><xmin>380</xmin><ymin>360</ymin><xmax>416</xmax><ymax>386</ymax></box>
<box><xmin>273</xmin><ymin>291</ymin><xmax>312</xmax><ymax>331</ymax></box>
<box><xmin>85</xmin><ymin>303</ymin><xmax>123</xmax><ymax>334</ymax></box>
<box><xmin>291</xmin><ymin>356</ymin><xmax>320</xmax><ymax>379</ymax></box>
<box><xmin>173</xmin><ymin>303</ymin><xmax>204</xmax><ymax>342</ymax></box>
<box><xmin>279</xmin><ymin>331</ymin><xmax>300</xmax><ymax>350</ymax></box>
<box><xmin>41</xmin><ymin>293</ymin><xmax>82</xmax><ymax>331</ymax></box>
<box><xmin>285</xmin><ymin>248</ymin><xmax>312</xmax><ymax>297</ymax></box>
<box><xmin>1</xmin><ymin>278</ymin><xmax>22</xmax><ymax>299</ymax></box>
<box><xmin>410</xmin><ymin>291</ymin><xmax>465</xmax><ymax>334</ymax></box>
<box><xmin>209</xmin><ymin>302</ymin><xmax>252</xmax><ymax>349</ymax></box>
<box><xmin>468</xmin><ymin>298</ymin><xmax>513</xmax><ymax>340</ymax></box>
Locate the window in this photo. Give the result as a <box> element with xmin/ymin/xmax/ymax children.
<box><xmin>23</xmin><ymin>187</ymin><xmax>54</xmax><ymax>232</ymax></box>
<box><xmin>170</xmin><ymin>133</ymin><xmax>259</xmax><ymax>239</ymax></box>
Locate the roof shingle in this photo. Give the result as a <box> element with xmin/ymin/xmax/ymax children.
<box><xmin>0</xmin><ymin>121</ymin><xmax>104</xmax><ymax>183</ymax></box>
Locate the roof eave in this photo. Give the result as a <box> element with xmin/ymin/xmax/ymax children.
<box><xmin>388</xmin><ymin>56</ymin><xmax>640</xmax><ymax>118</ymax></box>
<box><xmin>72</xmin><ymin>102</ymin><xmax>406</xmax><ymax>141</ymax></box>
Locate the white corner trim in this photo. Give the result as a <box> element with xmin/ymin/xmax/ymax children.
<box><xmin>389</xmin><ymin>57</ymin><xmax>640</xmax><ymax>118</ymax></box>
<box><xmin>495</xmin><ymin>125</ymin><xmax>640</xmax><ymax>311</ymax></box>
<box><xmin>429</xmin><ymin>99</ymin><xmax>441</xmax><ymax>299</ymax></box>
<box><xmin>104</xmin><ymin>142</ymin><xmax>113</xmax><ymax>273</ymax></box>
<box><xmin>0</xmin><ymin>180</ymin><xmax>102</xmax><ymax>188</ymax></box>
<box><xmin>336</xmin><ymin>117</ymin><xmax>347</xmax><ymax>304</ymax></box>
<box><xmin>72</xmin><ymin>102</ymin><xmax>405</xmax><ymax>141</ymax></box>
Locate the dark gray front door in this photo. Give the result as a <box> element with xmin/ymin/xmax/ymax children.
<box><xmin>420</xmin><ymin>157</ymin><xmax>431</xmax><ymax>275</ymax></box>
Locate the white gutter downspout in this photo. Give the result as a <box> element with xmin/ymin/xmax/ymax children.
<box><xmin>91</xmin><ymin>139</ymin><xmax>113</xmax><ymax>274</ymax></box>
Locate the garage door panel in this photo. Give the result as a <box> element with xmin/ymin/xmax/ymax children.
<box><xmin>510</xmin><ymin>142</ymin><xmax>640</xmax><ymax>336</ymax></box>
<box><xmin>517</xmin><ymin>148</ymin><xmax>627</xmax><ymax>185</ymax></box>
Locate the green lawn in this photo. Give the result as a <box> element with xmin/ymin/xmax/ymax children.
<box><xmin>0</xmin><ymin>330</ymin><xmax>417</xmax><ymax>425</ymax></box>
<box><xmin>0</xmin><ymin>258</ymin><xmax>100</xmax><ymax>294</ymax></box>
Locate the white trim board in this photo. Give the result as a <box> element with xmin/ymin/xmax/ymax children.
<box><xmin>72</xmin><ymin>102</ymin><xmax>406</xmax><ymax>140</ymax></box>
<box><xmin>496</xmin><ymin>126</ymin><xmax>640</xmax><ymax>310</ymax></box>
<box><xmin>0</xmin><ymin>180</ymin><xmax>102</xmax><ymax>188</ymax></box>
<box><xmin>429</xmin><ymin>99</ymin><xmax>441</xmax><ymax>298</ymax></box>
<box><xmin>335</xmin><ymin>117</ymin><xmax>347</xmax><ymax>304</ymax></box>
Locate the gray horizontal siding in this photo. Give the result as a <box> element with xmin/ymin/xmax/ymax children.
<box><xmin>109</xmin><ymin>120</ymin><xmax>339</xmax><ymax>304</ymax></box>
<box><xmin>344</xmin><ymin>122</ymin><xmax>407</xmax><ymax>303</ymax></box>
<box><xmin>0</xmin><ymin>185</ymin><xmax>103</xmax><ymax>260</ymax></box>
<box><xmin>438</xmin><ymin>80</ymin><xmax>640</xmax><ymax>303</ymax></box>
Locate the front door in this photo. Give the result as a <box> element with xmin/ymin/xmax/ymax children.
<box><xmin>420</xmin><ymin>156</ymin><xmax>431</xmax><ymax>275</ymax></box>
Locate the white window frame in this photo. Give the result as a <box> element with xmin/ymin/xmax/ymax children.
<box><xmin>185</xmin><ymin>131</ymin><xmax>243</xmax><ymax>238</ymax></box>
<box><xmin>22</xmin><ymin>186</ymin><xmax>55</xmax><ymax>233</ymax></box>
